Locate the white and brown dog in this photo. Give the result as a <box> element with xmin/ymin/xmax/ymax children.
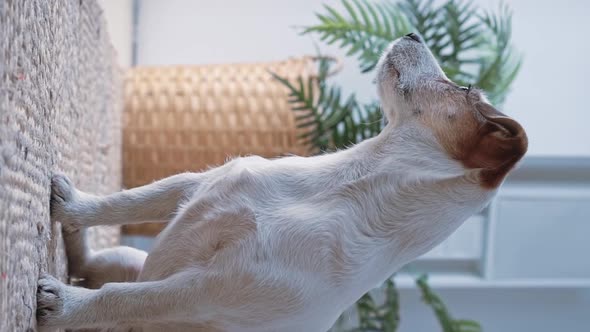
<box><xmin>37</xmin><ymin>33</ymin><xmax>527</xmax><ymax>331</ymax></box>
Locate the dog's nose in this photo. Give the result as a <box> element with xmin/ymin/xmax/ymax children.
<box><xmin>405</xmin><ymin>32</ymin><xmax>421</xmax><ymax>43</ymax></box>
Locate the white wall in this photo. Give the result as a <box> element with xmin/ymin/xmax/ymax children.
<box><xmin>500</xmin><ymin>0</ymin><xmax>590</xmax><ymax>157</ymax></box>
<box><xmin>136</xmin><ymin>0</ymin><xmax>590</xmax><ymax>157</ymax></box>
<box><xmin>98</xmin><ymin>0</ymin><xmax>133</xmax><ymax>67</ymax></box>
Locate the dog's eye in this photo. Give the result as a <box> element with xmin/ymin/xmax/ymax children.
<box><xmin>460</xmin><ymin>85</ymin><xmax>472</xmax><ymax>93</ymax></box>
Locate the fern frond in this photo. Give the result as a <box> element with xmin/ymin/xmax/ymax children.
<box><xmin>272</xmin><ymin>57</ymin><xmax>384</xmax><ymax>152</ymax></box>
<box><xmin>382</xmin><ymin>279</ymin><xmax>401</xmax><ymax>331</ymax></box>
<box><xmin>440</xmin><ymin>0</ymin><xmax>483</xmax><ymax>63</ymax></box>
<box><xmin>345</xmin><ymin>278</ymin><xmax>400</xmax><ymax>332</ymax></box>
<box><xmin>416</xmin><ymin>275</ymin><xmax>482</xmax><ymax>332</ymax></box>
<box><xmin>475</xmin><ymin>2</ymin><xmax>522</xmax><ymax>104</ymax></box>
<box><xmin>398</xmin><ymin>0</ymin><xmax>439</xmax><ymax>42</ymax></box>
<box><xmin>305</xmin><ymin>0</ymin><xmax>521</xmax><ymax>105</ymax></box>
<box><xmin>304</xmin><ymin>0</ymin><xmax>411</xmax><ymax>72</ymax></box>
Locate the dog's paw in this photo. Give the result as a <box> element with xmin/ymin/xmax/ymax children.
<box><xmin>37</xmin><ymin>273</ymin><xmax>66</xmax><ymax>327</ymax></box>
<box><xmin>51</xmin><ymin>174</ymin><xmax>76</xmax><ymax>203</ymax></box>
<box><xmin>50</xmin><ymin>174</ymin><xmax>84</xmax><ymax>231</ymax></box>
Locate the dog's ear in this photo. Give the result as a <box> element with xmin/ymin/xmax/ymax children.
<box><xmin>465</xmin><ymin>102</ymin><xmax>528</xmax><ymax>188</ymax></box>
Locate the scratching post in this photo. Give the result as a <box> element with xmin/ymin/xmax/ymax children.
<box><xmin>0</xmin><ymin>1</ymin><xmax>121</xmax><ymax>330</ymax></box>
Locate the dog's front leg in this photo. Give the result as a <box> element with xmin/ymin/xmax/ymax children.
<box><xmin>51</xmin><ymin>172</ymin><xmax>202</xmax><ymax>230</ymax></box>
<box><xmin>50</xmin><ymin>172</ymin><xmax>201</xmax><ymax>287</ymax></box>
<box><xmin>37</xmin><ymin>272</ymin><xmax>199</xmax><ymax>329</ymax></box>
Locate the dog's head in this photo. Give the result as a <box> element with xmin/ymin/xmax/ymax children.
<box><xmin>376</xmin><ymin>33</ymin><xmax>528</xmax><ymax>189</ymax></box>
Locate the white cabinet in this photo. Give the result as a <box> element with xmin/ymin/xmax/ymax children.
<box><xmin>403</xmin><ymin>157</ymin><xmax>590</xmax><ymax>288</ymax></box>
<box><xmin>490</xmin><ymin>192</ymin><xmax>590</xmax><ymax>279</ymax></box>
<box><xmin>424</xmin><ymin>214</ymin><xmax>484</xmax><ymax>260</ymax></box>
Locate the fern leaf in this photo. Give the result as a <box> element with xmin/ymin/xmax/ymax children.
<box><xmin>304</xmin><ymin>0</ymin><xmax>410</xmax><ymax>73</ymax></box>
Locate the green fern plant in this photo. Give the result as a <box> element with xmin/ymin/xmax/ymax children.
<box><xmin>330</xmin><ymin>276</ymin><xmax>481</xmax><ymax>332</ymax></box>
<box><xmin>275</xmin><ymin>0</ymin><xmax>520</xmax><ymax>153</ymax></box>
<box><xmin>350</xmin><ymin>279</ymin><xmax>400</xmax><ymax>332</ymax></box>
<box><xmin>416</xmin><ymin>275</ymin><xmax>482</xmax><ymax>332</ymax></box>
<box><xmin>271</xmin><ymin>57</ymin><xmax>383</xmax><ymax>151</ymax></box>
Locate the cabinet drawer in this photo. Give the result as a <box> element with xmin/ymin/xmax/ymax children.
<box><xmin>492</xmin><ymin>196</ymin><xmax>590</xmax><ymax>279</ymax></box>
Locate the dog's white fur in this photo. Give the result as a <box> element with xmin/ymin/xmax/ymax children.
<box><xmin>37</xmin><ymin>35</ymin><xmax>527</xmax><ymax>332</ymax></box>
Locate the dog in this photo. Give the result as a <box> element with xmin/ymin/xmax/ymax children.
<box><xmin>37</xmin><ymin>33</ymin><xmax>527</xmax><ymax>331</ymax></box>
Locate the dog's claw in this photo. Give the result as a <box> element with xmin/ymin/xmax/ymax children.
<box><xmin>49</xmin><ymin>173</ymin><xmax>85</xmax><ymax>232</ymax></box>
<box><xmin>36</xmin><ymin>273</ymin><xmax>65</xmax><ymax>327</ymax></box>
<box><xmin>51</xmin><ymin>174</ymin><xmax>75</xmax><ymax>205</ymax></box>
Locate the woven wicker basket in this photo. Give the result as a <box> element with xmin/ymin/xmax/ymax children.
<box><xmin>122</xmin><ymin>56</ymin><xmax>338</xmax><ymax>236</ymax></box>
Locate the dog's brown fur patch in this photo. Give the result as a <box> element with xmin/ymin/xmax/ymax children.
<box><xmin>415</xmin><ymin>85</ymin><xmax>528</xmax><ymax>189</ymax></box>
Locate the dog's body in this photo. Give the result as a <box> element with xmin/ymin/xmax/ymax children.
<box><xmin>37</xmin><ymin>34</ymin><xmax>527</xmax><ymax>331</ymax></box>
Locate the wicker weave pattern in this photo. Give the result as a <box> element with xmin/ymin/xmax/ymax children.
<box><xmin>123</xmin><ymin>58</ymin><xmax>317</xmax><ymax>189</ymax></box>
<box><xmin>0</xmin><ymin>1</ymin><xmax>121</xmax><ymax>330</ymax></box>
